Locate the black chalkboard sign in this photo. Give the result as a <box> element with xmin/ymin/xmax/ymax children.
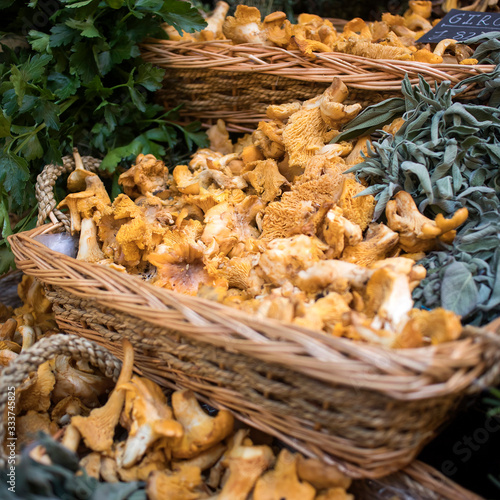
<box><xmin>418</xmin><ymin>9</ymin><xmax>500</xmax><ymax>44</ymax></box>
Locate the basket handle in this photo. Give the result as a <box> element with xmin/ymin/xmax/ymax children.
<box><xmin>0</xmin><ymin>334</ymin><xmax>121</xmax><ymax>468</ymax></box>
<box><xmin>36</xmin><ymin>149</ymin><xmax>102</xmax><ymax>232</ymax></box>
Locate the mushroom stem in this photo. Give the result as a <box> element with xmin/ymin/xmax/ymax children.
<box><xmin>19</xmin><ymin>325</ymin><xmax>36</xmax><ymax>351</ymax></box>
<box><xmin>73</xmin><ymin>148</ymin><xmax>84</xmax><ymax>171</ymax></box>
<box><xmin>61</xmin><ymin>424</ymin><xmax>81</xmax><ymax>453</ymax></box>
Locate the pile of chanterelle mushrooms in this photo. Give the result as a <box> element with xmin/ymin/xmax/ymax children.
<box><xmin>59</xmin><ymin>79</ymin><xmax>469</xmax><ymax>349</ymax></box>
<box><xmin>21</xmin><ymin>339</ymin><xmax>354</xmax><ymax>499</ymax></box>
<box><xmin>163</xmin><ymin>1</ymin><xmax>479</xmax><ymax>64</ymax></box>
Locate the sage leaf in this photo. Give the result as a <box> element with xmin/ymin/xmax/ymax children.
<box><xmin>441</xmin><ymin>262</ymin><xmax>478</xmax><ymax>316</ymax></box>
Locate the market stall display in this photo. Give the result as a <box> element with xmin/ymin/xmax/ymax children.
<box><xmin>2</xmin><ymin>1</ymin><xmax>500</xmax><ymax>496</ymax></box>
<box><xmin>9</xmin><ymin>78</ymin><xmax>500</xmax><ymax>479</ymax></box>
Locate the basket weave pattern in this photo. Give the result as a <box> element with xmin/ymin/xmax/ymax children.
<box><xmin>141</xmin><ymin>40</ymin><xmax>496</xmax><ymax>129</ymax></box>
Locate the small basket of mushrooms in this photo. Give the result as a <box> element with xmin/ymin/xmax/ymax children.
<box><xmin>8</xmin><ymin>80</ymin><xmax>500</xmax><ymax>479</ymax></box>
<box><xmin>141</xmin><ymin>1</ymin><xmax>496</xmax><ymax>130</ymax></box>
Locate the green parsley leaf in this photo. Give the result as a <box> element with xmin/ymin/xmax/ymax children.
<box><xmin>105</xmin><ymin>0</ymin><xmax>125</xmax><ymax>8</ymax></box>
<box><xmin>47</xmin><ymin>72</ymin><xmax>81</xmax><ymax>99</ymax></box>
<box><xmin>0</xmin><ymin>113</ymin><xmax>11</xmax><ymax>138</ymax></box>
<box><xmin>65</xmin><ymin>0</ymin><xmax>96</xmax><ymax>7</ymax></box>
<box><xmin>9</xmin><ymin>65</ymin><xmax>25</xmax><ymax>106</ymax></box>
<box><xmin>65</xmin><ymin>18</ymin><xmax>102</xmax><ymax>38</ymax></box>
<box><xmin>100</xmin><ymin>139</ymin><xmax>143</xmax><ymax>172</ymax></box>
<box><xmin>134</xmin><ymin>63</ymin><xmax>164</xmax><ymax>92</ymax></box>
<box><xmin>50</xmin><ymin>24</ymin><xmax>79</xmax><ymax>47</ymax></box>
<box><xmin>159</xmin><ymin>0</ymin><xmax>206</xmax><ymax>34</ymax></box>
<box><xmin>0</xmin><ymin>152</ymin><xmax>29</xmax><ymax>207</ymax></box>
<box><xmin>33</xmin><ymin>100</ymin><xmax>60</xmax><ymax>130</ymax></box>
<box><xmin>69</xmin><ymin>42</ymin><xmax>98</xmax><ymax>83</ymax></box>
<box><xmin>20</xmin><ymin>132</ymin><xmax>44</xmax><ymax>161</ymax></box>
<box><xmin>28</xmin><ymin>30</ymin><xmax>51</xmax><ymax>52</ymax></box>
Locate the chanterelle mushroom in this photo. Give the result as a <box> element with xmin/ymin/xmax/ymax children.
<box><xmin>341</xmin><ymin>223</ymin><xmax>399</xmax><ymax>267</ymax></box>
<box><xmin>296</xmin><ymin>455</ymin><xmax>352</xmax><ymax>490</ymax></box>
<box><xmin>71</xmin><ymin>339</ymin><xmax>134</xmax><ymax>452</ymax></box>
<box><xmin>118</xmin><ymin>154</ymin><xmax>169</xmax><ymax>198</ymax></box>
<box><xmin>218</xmin><ymin>442</ymin><xmax>275</xmax><ymax>500</ymax></box>
<box><xmin>171</xmin><ymin>389</ymin><xmax>234</xmax><ymax>459</ymax></box>
<box><xmin>321</xmin><ymin>207</ymin><xmax>363</xmax><ymax>259</ymax></box>
<box><xmin>207</xmin><ymin>119</ymin><xmax>233</xmax><ymax>155</ymax></box>
<box><xmin>147</xmin><ymin>464</ymin><xmax>205</xmax><ymax>500</ymax></box>
<box><xmin>52</xmin><ymin>355</ymin><xmax>114</xmax><ymax>408</ymax></box>
<box><xmin>243</xmin><ymin>159</ymin><xmax>290</xmax><ymax>203</ymax></box>
<box><xmin>67</xmin><ymin>150</ymin><xmax>95</xmax><ymax>192</ymax></box>
<box><xmin>295</xmin><ymin>259</ymin><xmax>374</xmax><ymax>293</ymax></box>
<box><xmin>201</xmin><ymin>1</ymin><xmax>230</xmax><ymax>41</ymax></box>
<box><xmin>57</xmin><ymin>175</ymin><xmax>112</xmax><ymax>233</ymax></box>
<box><xmin>222</xmin><ymin>5</ymin><xmax>267</xmax><ymax>44</ymax></box>
<box><xmin>17</xmin><ymin>360</ymin><xmax>55</xmax><ymax>413</ymax></box>
<box><xmin>258</xmin><ymin>234</ymin><xmax>327</xmax><ymax>286</ymax></box>
<box><xmin>201</xmin><ymin>196</ymin><xmax>265</xmax><ymax>257</ymax></box>
<box><xmin>364</xmin><ymin>267</ymin><xmax>413</xmax><ymax>332</ymax></box>
<box><xmin>386</xmin><ymin>190</ymin><xmax>468</xmax><ymax>252</ymax></box>
<box><xmin>118</xmin><ymin>376</ymin><xmax>183</xmax><ymax>467</ymax></box>
<box><xmin>254</xmin><ymin>448</ymin><xmax>316</xmax><ymax>500</ymax></box>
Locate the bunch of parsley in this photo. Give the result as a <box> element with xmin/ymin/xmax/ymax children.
<box><xmin>0</xmin><ymin>0</ymin><xmax>208</xmax><ymax>273</ymax></box>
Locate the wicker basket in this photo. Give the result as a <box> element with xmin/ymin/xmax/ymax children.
<box><xmin>0</xmin><ymin>333</ymin><xmax>483</xmax><ymax>499</ymax></box>
<box><xmin>8</xmin><ymin>155</ymin><xmax>500</xmax><ymax>480</ymax></box>
<box><xmin>141</xmin><ymin>40</ymin><xmax>496</xmax><ymax>131</ymax></box>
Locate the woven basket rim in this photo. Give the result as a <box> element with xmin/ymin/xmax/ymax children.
<box><xmin>9</xmin><ymin>223</ymin><xmax>500</xmax><ymax>402</ymax></box>
<box><xmin>141</xmin><ymin>39</ymin><xmax>496</xmax><ymax>91</ymax></box>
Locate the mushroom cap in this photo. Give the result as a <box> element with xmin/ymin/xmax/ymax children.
<box><xmin>67</xmin><ymin>169</ymin><xmax>96</xmax><ymax>193</ymax></box>
<box><xmin>259</xmin><ymin>235</ymin><xmax>327</xmax><ymax>286</ymax></box>
<box><xmin>119</xmin><ymin>154</ymin><xmax>169</xmax><ymax>198</ymax></box>
<box><xmin>222</xmin><ymin>5</ymin><xmax>267</xmax><ymax>44</ymax></box>
<box><xmin>253</xmin><ymin>449</ymin><xmax>316</xmax><ymax>500</ymax></box>
<box><xmin>341</xmin><ymin>223</ymin><xmax>399</xmax><ymax>267</ymax></box>
<box><xmin>18</xmin><ymin>360</ymin><xmax>55</xmax><ymax>413</ymax></box>
<box><xmin>207</xmin><ymin>119</ymin><xmax>233</xmax><ymax>155</ymax></box>
<box><xmin>52</xmin><ymin>355</ymin><xmax>114</xmax><ymax>407</ymax></box>
<box><xmin>219</xmin><ymin>444</ymin><xmax>275</xmax><ymax>500</ymax></box>
<box><xmin>338</xmin><ymin>178</ymin><xmax>376</xmax><ymax>232</ymax></box>
<box><xmin>57</xmin><ymin>175</ymin><xmax>112</xmax><ymax>233</ymax></box>
<box><xmin>147</xmin><ymin>465</ymin><xmax>204</xmax><ymax>500</ymax></box>
<box><xmin>296</xmin><ymin>455</ymin><xmax>352</xmax><ymax>490</ymax></box>
<box><xmin>17</xmin><ymin>411</ymin><xmax>59</xmax><ymax>449</ymax></box>
<box><xmin>118</xmin><ymin>376</ymin><xmax>184</xmax><ymax>467</ymax></box>
<box><xmin>263</xmin><ymin>11</ymin><xmax>287</xmax><ymax>26</ymax></box>
<box><xmin>171</xmin><ymin>389</ymin><xmax>234</xmax><ymax>459</ymax></box>
<box><xmin>244</xmin><ymin>159</ymin><xmax>290</xmax><ymax>204</ymax></box>
<box><xmin>51</xmin><ymin>396</ymin><xmax>90</xmax><ymax>425</ymax></box>
<box><xmin>413</xmin><ymin>49</ymin><xmax>443</xmax><ymax>64</ymax></box>
<box><xmin>398</xmin><ymin>307</ymin><xmax>462</xmax><ymax>347</ymax></box>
